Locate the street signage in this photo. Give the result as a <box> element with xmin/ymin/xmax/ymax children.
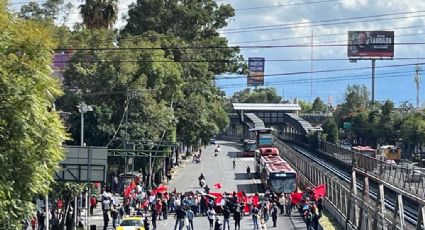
<box><xmin>55</xmin><ymin>146</ymin><xmax>107</xmax><ymax>182</ymax></box>
<box><xmin>347</xmin><ymin>31</ymin><xmax>394</xmax><ymax>58</ymax></box>
<box><xmin>247</xmin><ymin>57</ymin><xmax>265</xmax><ymax>86</ymax></box>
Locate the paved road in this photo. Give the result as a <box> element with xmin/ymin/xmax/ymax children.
<box><xmin>89</xmin><ymin>140</ymin><xmax>308</xmax><ymax>229</ymax></box>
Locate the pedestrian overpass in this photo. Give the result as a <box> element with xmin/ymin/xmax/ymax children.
<box><xmin>232</xmin><ymin>103</ymin><xmax>322</xmax><ymax>140</ymax></box>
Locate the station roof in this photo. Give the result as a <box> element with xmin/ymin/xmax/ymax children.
<box><xmin>233</xmin><ymin>103</ymin><xmax>301</xmax><ymax>111</ymax></box>
<box><xmin>245</xmin><ymin>113</ymin><xmax>265</xmax><ymax>129</ymax></box>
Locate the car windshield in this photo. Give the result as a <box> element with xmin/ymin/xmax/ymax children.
<box><xmin>271</xmin><ymin>178</ymin><xmax>297</xmax><ymax>193</ymax></box>
<box><xmin>120</xmin><ymin>219</ymin><xmax>142</xmax><ymax>226</ymax></box>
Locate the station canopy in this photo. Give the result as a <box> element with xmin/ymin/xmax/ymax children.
<box><xmin>233</xmin><ymin>103</ymin><xmax>301</xmax><ymax>112</ymax></box>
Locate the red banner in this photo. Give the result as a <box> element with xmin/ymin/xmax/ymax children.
<box><xmin>313</xmin><ymin>184</ymin><xmax>326</xmax><ymax>199</ymax></box>
<box><xmin>291</xmin><ymin>192</ymin><xmax>303</xmax><ymax>205</ymax></box>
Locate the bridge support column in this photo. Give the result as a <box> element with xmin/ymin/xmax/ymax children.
<box><xmin>358</xmin><ymin>176</ymin><xmax>369</xmax><ymax>230</ymax></box>
<box><xmin>348</xmin><ymin>170</ymin><xmax>358</xmax><ymax>227</ymax></box>
<box><xmin>372</xmin><ymin>183</ymin><xmax>386</xmax><ymax>230</ymax></box>
<box><xmin>417</xmin><ymin>205</ymin><xmax>425</xmax><ymax>230</ymax></box>
<box><xmin>392</xmin><ymin>193</ymin><xmax>405</xmax><ymax>230</ymax></box>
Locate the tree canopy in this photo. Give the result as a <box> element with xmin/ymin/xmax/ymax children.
<box><xmin>229</xmin><ymin>88</ymin><xmax>282</xmax><ymax>104</ymax></box>
<box><xmin>0</xmin><ymin>3</ymin><xmax>67</xmax><ymax>228</ymax></box>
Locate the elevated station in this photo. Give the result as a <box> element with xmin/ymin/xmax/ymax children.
<box><xmin>231</xmin><ymin>103</ymin><xmax>322</xmax><ymax>139</ymax></box>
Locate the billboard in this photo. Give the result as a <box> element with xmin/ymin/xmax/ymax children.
<box><xmin>347</xmin><ymin>31</ymin><xmax>394</xmax><ymax>58</ymax></box>
<box><xmin>248</xmin><ymin>57</ymin><xmax>265</xmax><ymax>86</ymax></box>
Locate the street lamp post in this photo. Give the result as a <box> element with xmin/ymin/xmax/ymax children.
<box><xmin>77</xmin><ymin>102</ymin><xmax>92</xmax><ymax>230</ymax></box>
<box><xmin>78</xmin><ymin>103</ymin><xmax>93</xmax><ymax>146</ymax></box>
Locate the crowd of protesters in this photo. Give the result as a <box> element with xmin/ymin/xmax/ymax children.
<box><xmin>97</xmin><ymin>179</ymin><xmax>325</xmax><ymax>230</ymax></box>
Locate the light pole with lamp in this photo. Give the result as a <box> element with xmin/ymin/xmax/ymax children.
<box><xmin>78</xmin><ymin>103</ymin><xmax>93</xmax><ymax>146</ymax></box>
<box><xmin>77</xmin><ymin>102</ymin><xmax>93</xmax><ymax>230</ymax></box>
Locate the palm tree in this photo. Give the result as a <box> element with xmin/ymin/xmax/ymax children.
<box><xmin>79</xmin><ymin>0</ymin><xmax>118</xmax><ymax>29</ymax></box>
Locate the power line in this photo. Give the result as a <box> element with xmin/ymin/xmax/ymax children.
<box><xmin>218</xmin><ymin>72</ymin><xmax>413</xmax><ymax>89</ymax></box>
<box><xmin>216</xmin><ymin>62</ymin><xmax>425</xmax><ymax>79</ymax></box>
<box><xmin>217</xmin><ymin>70</ymin><xmax>416</xmax><ymax>88</ymax></box>
<box><xmin>233</xmin><ymin>24</ymin><xmax>425</xmax><ymax>44</ymax></box>
<box><xmin>52</xmin><ymin>57</ymin><xmax>425</xmax><ymax>64</ymax></box>
<box><xmin>53</xmin><ymin>41</ymin><xmax>425</xmax><ymax>52</ymax></box>
<box><xmin>222</xmin><ymin>13</ymin><xmax>425</xmax><ymax>34</ymax></box>
<box><xmin>234</xmin><ymin>0</ymin><xmax>339</xmax><ymax>11</ymax></box>
<box><xmin>221</xmin><ymin>9</ymin><xmax>425</xmax><ymax>32</ymax></box>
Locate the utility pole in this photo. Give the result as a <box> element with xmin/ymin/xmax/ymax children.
<box><xmin>415</xmin><ymin>64</ymin><xmax>421</xmax><ymax>109</ymax></box>
<box><xmin>371</xmin><ymin>59</ymin><xmax>376</xmax><ymax>104</ymax></box>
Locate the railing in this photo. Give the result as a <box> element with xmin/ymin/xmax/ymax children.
<box><xmin>319</xmin><ymin>141</ymin><xmax>425</xmax><ymax>198</ymax></box>
<box><xmin>274</xmin><ymin>138</ymin><xmax>399</xmax><ymax>230</ymax></box>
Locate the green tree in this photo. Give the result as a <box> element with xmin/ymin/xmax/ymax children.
<box><xmin>298</xmin><ymin>99</ymin><xmax>312</xmax><ymax>113</ymax></box>
<box><xmin>322</xmin><ymin>118</ymin><xmax>339</xmax><ymax>142</ymax></box>
<box><xmin>229</xmin><ymin>88</ymin><xmax>282</xmax><ymax>104</ymax></box>
<box><xmin>19</xmin><ymin>0</ymin><xmax>73</xmax><ymax>23</ymax></box>
<box><xmin>401</xmin><ymin>113</ymin><xmax>425</xmax><ymax>158</ymax></box>
<box><xmin>79</xmin><ymin>0</ymin><xmax>118</xmax><ymax>29</ymax></box>
<box><xmin>311</xmin><ymin>97</ymin><xmax>326</xmax><ymax>113</ymax></box>
<box><xmin>0</xmin><ymin>4</ymin><xmax>67</xmax><ymax>228</ymax></box>
<box><xmin>343</xmin><ymin>84</ymin><xmax>369</xmax><ymax>114</ymax></box>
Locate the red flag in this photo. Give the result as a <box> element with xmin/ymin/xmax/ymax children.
<box><xmin>155</xmin><ymin>185</ymin><xmax>168</xmax><ymax>194</ymax></box>
<box><xmin>252</xmin><ymin>195</ymin><xmax>259</xmax><ymax>207</ymax></box>
<box><xmin>291</xmin><ymin>192</ymin><xmax>303</xmax><ymax>205</ymax></box>
<box><xmin>313</xmin><ymin>184</ymin><xmax>326</xmax><ymax>199</ymax></box>
<box><xmin>208</xmin><ymin>192</ymin><xmax>223</xmax><ymax>205</ymax></box>
<box><xmin>124</xmin><ymin>186</ymin><xmax>132</xmax><ymax>197</ymax></box>
<box><xmin>214</xmin><ymin>183</ymin><xmax>223</xmax><ymax>189</ymax></box>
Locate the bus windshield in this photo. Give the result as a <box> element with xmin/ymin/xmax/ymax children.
<box><xmin>271</xmin><ymin>178</ymin><xmax>297</xmax><ymax>193</ymax></box>
<box><xmin>244</xmin><ymin>142</ymin><xmax>256</xmax><ymax>152</ymax></box>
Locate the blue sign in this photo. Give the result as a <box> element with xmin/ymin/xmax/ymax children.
<box><xmin>248</xmin><ymin>57</ymin><xmax>265</xmax><ymax>86</ymax></box>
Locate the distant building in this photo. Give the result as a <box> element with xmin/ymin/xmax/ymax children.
<box><xmin>52</xmin><ymin>51</ymin><xmax>73</xmax><ymax>84</ymax></box>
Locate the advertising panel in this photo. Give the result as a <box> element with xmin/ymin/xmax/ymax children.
<box><xmin>347</xmin><ymin>31</ymin><xmax>394</xmax><ymax>58</ymax></box>
<box><xmin>248</xmin><ymin>57</ymin><xmax>265</xmax><ymax>86</ymax></box>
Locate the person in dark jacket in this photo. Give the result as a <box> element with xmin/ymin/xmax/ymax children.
<box><xmin>222</xmin><ymin>207</ymin><xmax>231</xmax><ymax>230</ymax></box>
<box><xmin>271</xmin><ymin>203</ymin><xmax>278</xmax><ymax>227</ymax></box>
<box><xmin>233</xmin><ymin>209</ymin><xmax>241</xmax><ymax>230</ymax></box>
<box><xmin>151</xmin><ymin>205</ymin><xmax>157</xmax><ymax>230</ymax></box>
<box><xmin>144</xmin><ymin>217</ymin><xmax>150</xmax><ymax>230</ymax></box>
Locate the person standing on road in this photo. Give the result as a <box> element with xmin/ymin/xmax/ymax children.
<box><xmin>271</xmin><ymin>203</ymin><xmax>278</xmax><ymax>227</ymax></box>
<box><xmin>151</xmin><ymin>205</ymin><xmax>158</xmax><ymax>230</ymax></box>
<box><xmin>285</xmin><ymin>194</ymin><xmax>292</xmax><ymax>216</ymax></box>
<box><xmin>207</xmin><ymin>206</ymin><xmax>216</xmax><ymax>229</ymax></box>
<box><xmin>90</xmin><ymin>195</ymin><xmax>97</xmax><ymax>216</ymax></box>
<box><xmin>186</xmin><ymin>206</ymin><xmax>194</xmax><ymax>230</ymax></box>
<box><xmin>174</xmin><ymin>202</ymin><xmax>186</xmax><ymax>230</ymax></box>
<box><xmin>111</xmin><ymin>205</ymin><xmax>119</xmax><ymax>229</ymax></box>
<box><xmin>233</xmin><ymin>209</ymin><xmax>241</xmax><ymax>230</ymax></box>
<box><xmin>252</xmin><ymin>206</ymin><xmax>259</xmax><ymax>229</ymax></box>
<box><xmin>222</xmin><ymin>206</ymin><xmax>231</xmax><ymax>230</ymax></box>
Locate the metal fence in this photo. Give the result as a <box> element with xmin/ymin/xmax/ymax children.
<box><xmin>319</xmin><ymin>141</ymin><xmax>425</xmax><ymax>198</ymax></box>
<box><xmin>274</xmin><ymin>138</ymin><xmax>406</xmax><ymax>230</ymax></box>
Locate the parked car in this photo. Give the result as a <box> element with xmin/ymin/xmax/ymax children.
<box><xmin>210</xmin><ymin>138</ymin><xmax>216</xmax><ymax>144</ymax></box>
<box><xmin>116</xmin><ymin>216</ymin><xmax>145</xmax><ymax>230</ymax></box>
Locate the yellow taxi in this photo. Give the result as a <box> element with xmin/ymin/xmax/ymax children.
<box><xmin>116</xmin><ymin>216</ymin><xmax>145</xmax><ymax>230</ymax></box>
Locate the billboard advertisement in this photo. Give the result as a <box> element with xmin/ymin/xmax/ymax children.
<box><xmin>248</xmin><ymin>57</ymin><xmax>265</xmax><ymax>86</ymax></box>
<box><xmin>347</xmin><ymin>31</ymin><xmax>394</xmax><ymax>58</ymax></box>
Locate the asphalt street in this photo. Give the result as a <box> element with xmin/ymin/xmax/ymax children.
<box><xmin>88</xmin><ymin>139</ymin><xmax>308</xmax><ymax>230</ymax></box>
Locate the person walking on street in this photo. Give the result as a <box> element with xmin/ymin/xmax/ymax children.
<box><xmin>102</xmin><ymin>210</ymin><xmax>109</xmax><ymax>230</ymax></box>
<box><xmin>186</xmin><ymin>206</ymin><xmax>194</xmax><ymax>230</ymax></box>
<box><xmin>111</xmin><ymin>205</ymin><xmax>119</xmax><ymax>229</ymax></box>
<box><xmin>252</xmin><ymin>206</ymin><xmax>259</xmax><ymax>230</ymax></box>
<box><xmin>207</xmin><ymin>206</ymin><xmax>216</xmax><ymax>229</ymax></box>
<box><xmin>285</xmin><ymin>194</ymin><xmax>292</xmax><ymax>216</ymax></box>
<box><xmin>151</xmin><ymin>206</ymin><xmax>158</xmax><ymax>230</ymax></box>
<box><xmin>144</xmin><ymin>217</ymin><xmax>150</xmax><ymax>230</ymax></box>
<box><xmin>174</xmin><ymin>204</ymin><xmax>186</xmax><ymax>230</ymax></box>
<box><xmin>271</xmin><ymin>203</ymin><xmax>278</xmax><ymax>227</ymax></box>
<box><xmin>222</xmin><ymin>206</ymin><xmax>231</xmax><ymax>230</ymax></box>
<box><xmin>234</xmin><ymin>209</ymin><xmax>241</xmax><ymax>230</ymax></box>
<box><xmin>90</xmin><ymin>195</ymin><xmax>97</xmax><ymax>216</ymax></box>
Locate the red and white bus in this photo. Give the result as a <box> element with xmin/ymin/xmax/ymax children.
<box><xmin>259</xmin><ymin>155</ymin><xmax>297</xmax><ymax>194</ymax></box>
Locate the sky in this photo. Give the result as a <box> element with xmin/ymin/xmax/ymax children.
<box><xmin>8</xmin><ymin>0</ymin><xmax>425</xmax><ymax>106</ymax></box>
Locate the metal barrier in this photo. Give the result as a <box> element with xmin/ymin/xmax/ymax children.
<box><xmin>274</xmin><ymin>138</ymin><xmax>411</xmax><ymax>230</ymax></box>
<box><xmin>319</xmin><ymin>141</ymin><xmax>425</xmax><ymax>198</ymax></box>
